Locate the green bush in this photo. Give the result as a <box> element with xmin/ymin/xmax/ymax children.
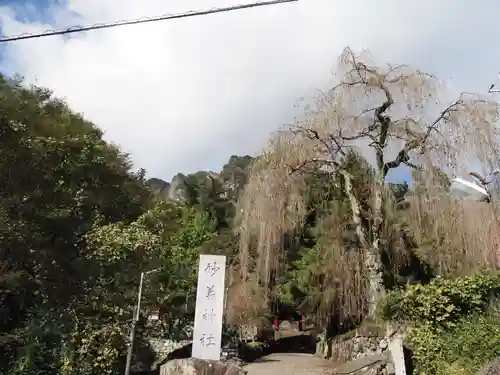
<box><xmin>381</xmin><ymin>272</ymin><xmax>500</xmax><ymax>375</ymax></box>
<box><xmin>246</xmin><ymin>341</ymin><xmax>266</xmax><ymax>349</ymax></box>
<box><xmin>381</xmin><ymin>272</ymin><xmax>500</xmax><ymax>329</ymax></box>
<box><xmin>408</xmin><ymin>305</ymin><xmax>500</xmax><ymax>375</ymax></box>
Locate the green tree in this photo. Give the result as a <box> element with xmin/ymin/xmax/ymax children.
<box><xmin>277</xmin><ymin>151</ymin><xmax>379</xmax><ymax>332</ymax></box>
<box><xmin>382</xmin><ymin>272</ymin><xmax>500</xmax><ymax>375</ymax></box>
<box><xmin>0</xmin><ymin>74</ymin><xmax>152</xmax><ymax>375</ymax></box>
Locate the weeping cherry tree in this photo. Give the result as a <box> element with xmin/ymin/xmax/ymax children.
<box><xmin>236</xmin><ymin>47</ymin><xmax>500</xmax><ymax>320</ymax></box>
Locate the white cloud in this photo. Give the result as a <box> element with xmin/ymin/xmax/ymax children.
<box><xmin>1</xmin><ymin>0</ymin><xmax>500</xmax><ymax>179</ymax></box>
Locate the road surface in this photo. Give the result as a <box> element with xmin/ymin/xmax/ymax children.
<box><xmin>244</xmin><ymin>353</ymin><xmax>332</xmax><ymax>375</ymax></box>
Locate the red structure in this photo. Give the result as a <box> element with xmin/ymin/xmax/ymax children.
<box><xmin>272</xmin><ymin>315</ymin><xmax>306</xmax><ymax>330</ymax></box>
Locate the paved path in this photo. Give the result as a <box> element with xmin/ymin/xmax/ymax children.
<box><xmin>244</xmin><ymin>353</ymin><xmax>333</xmax><ymax>375</ymax></box>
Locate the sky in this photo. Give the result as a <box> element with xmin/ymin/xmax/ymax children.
<box><xmin>0</xmin><ymin>0</ymin><xmax>500</xmax><ymax>182</ymax></box>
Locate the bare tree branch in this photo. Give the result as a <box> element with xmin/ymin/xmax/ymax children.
<box><xmin>383</xmin><ymin>99</ymin><xmax>464</xmax><ymax>177</ymax></box>
<box><xmin>470</xmin><ymin>171</ymin><xmax>488</xmax><ymax>186</ymax></box>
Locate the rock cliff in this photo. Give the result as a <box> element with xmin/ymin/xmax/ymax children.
<box><xmin>146</xmin><ymin>155</ymin><xmax>254</xmax><ymax>204</ymax></box>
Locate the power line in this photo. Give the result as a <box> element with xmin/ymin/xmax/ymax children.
<box><xmin>0</xmin><ymin>0</ymin><xmax>298</xmax><ymax>44</ymax></box>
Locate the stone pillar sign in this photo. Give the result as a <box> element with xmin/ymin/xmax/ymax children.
<box><xmin>389</xmin><ymin>336</ymin><xmax>407</xmax><ymax>375</ymax></box>
<box><xmin>191</xmin><ymin>254</ymin><xmax>227</xmax><ymax>361</ymax></box>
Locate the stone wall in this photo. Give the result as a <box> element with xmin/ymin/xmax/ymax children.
<box><xmin>160</xmin><ymin>358</ymin><xmax>247</xmax><ymax>375</ymax></box>
<box><xmin>331</xmin><ymin>335</ymin><xmax>388</xmax><ymax>363</ymax></box>
<box><xmin>148</xmin><ymin>338</ymin><xmax>192</xmax><ymax>360</ymax></box>
<box><xmin>317</xmin><ymin>324</ymin><xmax>389</xmax><ymax>365</ymax></box>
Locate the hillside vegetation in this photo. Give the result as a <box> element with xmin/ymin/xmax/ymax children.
<box><xmin>2</xmin><ymin>47</ymin><xmax>500</xmax><ymax>375</ymax></box>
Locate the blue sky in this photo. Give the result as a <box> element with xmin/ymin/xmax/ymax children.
<box><xmin>0</xmin><ymin>0</ymin><xmax>499</xmax><ymax>182</ymax></box>
<box><xmin>1</xmin><ymin>0</ymin><xmax>55</xmax><ymax>24</ymax></box>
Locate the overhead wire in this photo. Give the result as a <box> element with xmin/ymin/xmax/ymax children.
<box><xmin>0</xmin><ymin>0</ymin><xmax>299</xmax><ymax>44</ymax></box>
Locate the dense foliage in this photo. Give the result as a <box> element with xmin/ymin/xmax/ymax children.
<box><xmin>382</xmin><ymin>272</ymin><xmax>500</xmax><ymax>375</ymax></box>
<box><xmin>0</xmin><ymin>75</ymin><xmax>221</xmax><ymax>374</ymax></box>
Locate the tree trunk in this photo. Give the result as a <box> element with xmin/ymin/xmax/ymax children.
<box><xmin>366</xmin><ymin>179</ymin><xmax>386</xmax><ymax>320</ymax></box>
<box><xmin>341</xmin><ymin>171</ymin><xmax>385</xmax><ymax>320</ymax></box>
<box><xmin>364</xmin><ymin>247</ymin><xmax>385</xmax><ymax>319</ymax></box>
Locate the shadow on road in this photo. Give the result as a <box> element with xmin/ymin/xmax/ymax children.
<box><xmin>269</xmin><ymin>334</ymin><xmax>316</xmax><ymax>354</ymax></box>
<box><xmin>251</xmin><ymin>358</ymin><xmax>281</xmax><ymax>363</ymax></box>
<box><xmin>238</xmin><ymin>333</ymin><xmax>316</xmax><ymax>363</ymax></box>
<box><xmin>147</xmin><ymin>331</ymin><xmax>317</xmax><ymax>374</ymax></box>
